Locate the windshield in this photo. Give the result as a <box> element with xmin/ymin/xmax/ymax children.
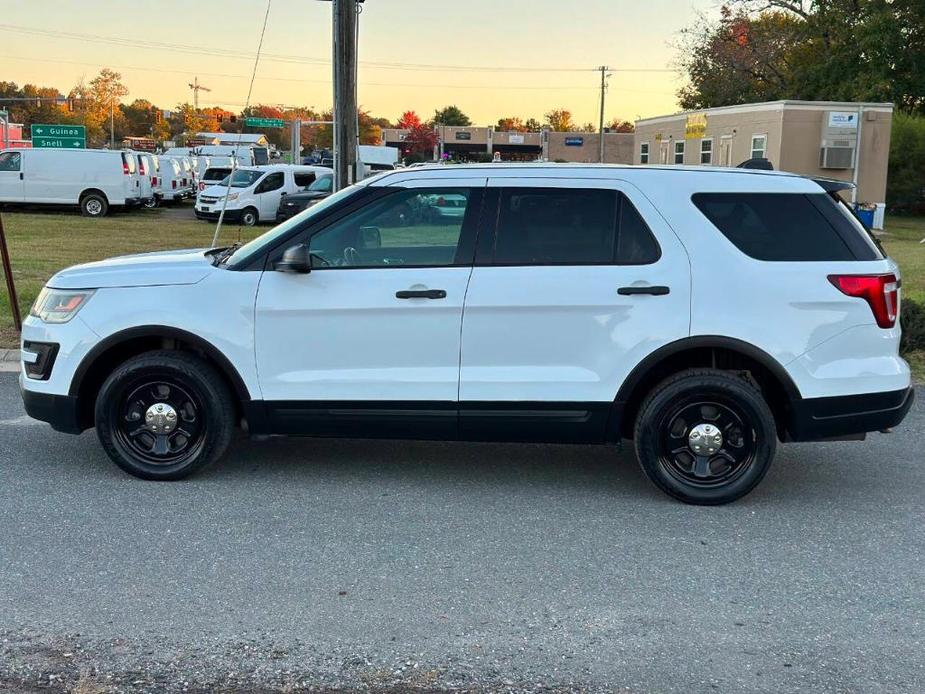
<box><xmin>219</xmin><ymin>170</ymin><xmax>263</xmax><ymax>188</ymax></box>
<box><xmin>308</xmin><ymin>176</ymin><xmax>333</xmax><ymax>192</ymax></box>
<box><xmin>225</xmin><ymin>184</ymin><xmax>362</xmax><ymax>268</ymax></box>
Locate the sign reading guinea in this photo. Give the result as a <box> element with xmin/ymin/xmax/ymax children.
<box><xmin>31</xmin><ymin>124</ymin><xmax>86</xmax><ymax>148</ymax></box>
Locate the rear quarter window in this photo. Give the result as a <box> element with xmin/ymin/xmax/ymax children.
<box><xmin>691</xmin><ymin>192</ymin><xmax>875</xmax><ymax>261</ymax></box>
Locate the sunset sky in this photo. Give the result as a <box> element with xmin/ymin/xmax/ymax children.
<box><xmin>0</xmin><ymin>0</ymin><xmax>712</xmax><ymax>125</ymax></box>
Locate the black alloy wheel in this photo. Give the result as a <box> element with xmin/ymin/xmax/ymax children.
<box><xmin>634</xmin><ymin>369</ymin><xmax>777</xmax><ymax>505</ymax></box>
<box><xmin>95</xmin><ymin>351</ymin><xmax>235</xmax><ymax>480</ymax></box>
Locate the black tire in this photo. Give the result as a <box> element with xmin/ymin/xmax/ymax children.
<box><xmin>633</xmin><ymin>369</ymin><xmax>777</xmax><ymax>505</ymax></box>
<box><xmin>95</xmin><ymin>351</ymin><xmax>236</xmax><ymax>481</ymax></box>
<box><xmin>240</xmin><ymin>207</ymin><xmax>259</xmax><ymax>226</ymax></box>
<box><xmin>143</xmin><ymin>197</ymin><xmax>158</xmax><ymax>209</ymax></box>
<box><xmin>80</xmin><ymin>192</ymin><xmax>108</xmax><ymax>217</ymax></box>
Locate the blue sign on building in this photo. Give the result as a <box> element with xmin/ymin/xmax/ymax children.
<box><xmin>564</xmin><ymin>136</ymin><xmax>584</xmax><ymax>146</ymax></box>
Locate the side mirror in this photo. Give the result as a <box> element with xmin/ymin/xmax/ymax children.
<box><xmin>275</xmin><ymin>244</ymin><xmax>312</xmax><ymax>273</ymax></box>
<box><xmin>358</xmin><ymin>225</ymin><xmax>381</xmax><ymax>249</ymax></box>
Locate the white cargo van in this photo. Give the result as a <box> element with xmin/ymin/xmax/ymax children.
<box><xmin>133</xmin><ymin>152</ymin><xmax>157</xmax><ymax>208</ymax></box>
<box><xmin>0</xmin><ymin>148</ymin><xmax>141</xmax><ymax>217</ymax></box>
<box><xmin>157</xmin><ymin>157</ymin><xmax>192</xmax><ymax>202</ymax></box>
<box><xmin>194</xmin><ymin>164</ymin><xmax>327</xmax><ymax>225</ymax></box>
<box><xmin>197</xmin><ymin>145</ymin><xmax>254</xmax><ymax>168</ymax></box>
<box><xmin>158</xmin><ymin>156</ymin><xmax>194</xmax><ymax>200</ymax></box>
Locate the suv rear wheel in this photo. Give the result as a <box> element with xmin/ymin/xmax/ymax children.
<box><xmin>633</xmin><ymin>369</ymin><xmax>777</xmax><ymax>505</ymax></box>
<box><xmin>95</xmin><ymin>351</ymin><xmax>235</xmax><ymax>480</ymax></box>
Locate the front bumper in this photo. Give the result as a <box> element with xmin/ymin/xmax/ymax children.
<box><xmin>195</xmin><ymin>208</ymin><xmax>243</xmax><ymax>222</ymax></box>
<box><xmin>788</xmin><ymin>387</ymin><xmax>915</xmax><ymax>441</ymax></box>
<box><xmin>21</xmin><ymin>384</ymin><xmax>84</xmax><ymax>434</ymax></box>
<box><xmin>276</xmin><ymin>206</ymin><xmax>305</xmax><ymax>222</ymax></box>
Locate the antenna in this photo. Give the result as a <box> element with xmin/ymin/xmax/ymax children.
<box><xmin>187</xmin><ymin>76</ymin><xmax>212</xmax><ymax>110</ymax></box>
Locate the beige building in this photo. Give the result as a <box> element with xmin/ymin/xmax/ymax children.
<box><xmin>381</xmin><ymin>126</ymin><xmax>634</xmax><ymax>164</ymax></box>
<box><xmin>633</xmin><ymin>100</ymin><xmax>893</xmax><ymax>205</ymax></box>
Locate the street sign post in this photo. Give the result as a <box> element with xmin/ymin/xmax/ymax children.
<box><xmin>31</xmin><ymin>124</ymin><xmax>86</xmax><ymax>148</ymax></box>
<box><xmin>243</xmin><ymin>117</ymin><xmax>285</xmax><ymax>128</ymax></box>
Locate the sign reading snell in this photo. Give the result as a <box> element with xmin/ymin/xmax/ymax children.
<box><xmin>31</xmin><ymin>124</ymin><xmax>86</xmax><ymax>148</ymax></box>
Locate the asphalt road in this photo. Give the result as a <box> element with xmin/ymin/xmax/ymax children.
<box><xmin>0</xmin><ymin>371</ymin><xmax>922</xmax><ymax>693</ymax></box>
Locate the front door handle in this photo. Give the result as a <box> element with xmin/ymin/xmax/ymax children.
<box><xmin>396</xmin><ymin>289</ymin><xmax>446</xmax><ymax>299</ymax></box>
<box><xmin>618</xmin><ymin>285</ymin><xmax>670</xmax><ymax>296</ymax></box>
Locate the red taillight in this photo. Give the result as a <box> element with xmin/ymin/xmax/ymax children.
<box><xmin>172</xmin><ymin>180</ymin><xmax>177</xmax><ymax>189</ymax></box>
<box><xmin>828</xmin><ymin>273</ymin><xmax>899</xmax><ymax>328</ymax></box>
<box><xmin>138</xmin><ymin>160</ymin><xmax>146</xmax><ymax>175</ymax></box>
<box><xmin>151</xmin><ymin>176</ymin><xmax>157</xmax><ymax>186</ymax></box>
<box><xmin>122</xmin><ymin>159</ymin><xmax>130</xmax><ymax>175</ymax></box>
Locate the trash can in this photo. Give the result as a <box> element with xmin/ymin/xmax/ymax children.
<box><xmin>854</xmin><ymin>203</ymin><xmax>875</xmax><ymax>229</ymax></box>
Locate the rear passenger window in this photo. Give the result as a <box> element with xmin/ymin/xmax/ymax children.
<box><xmin>692</xmin><ymin>193</ymin><xmax>857</xmax><ymax>261</ymax></box>
<box><xmin>293</xmin><ymin>173</ymin><xmax>316</xmax><ymax>187</ymax></box>
<box><xmin>493</xmin><ymin>188</ymin><xmax>659</xmax><ymax>265</ymax></box>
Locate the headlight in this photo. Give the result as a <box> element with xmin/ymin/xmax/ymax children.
<box><xmin>30</xmin><ymin>288</ymin><xmax>95</xmax><ymax>323</ymax></box>
<box><xmin>227</xmin><ymin>192</ymin><xmax>239</xmax><ymax>201</ymax></box>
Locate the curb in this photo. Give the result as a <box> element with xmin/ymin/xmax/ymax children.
<box><xmin>0</xmin><ymin>349</ymin><xmax>20</xmax><ymax>363</ymax></box>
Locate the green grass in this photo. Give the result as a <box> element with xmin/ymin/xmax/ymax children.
<box><xmin>880</xmin><ymin>215</ymin><xmax>925</xmax><ymax>303</ymax></box>
<box><xmin>0</xmin><ymin>206</ymin><xmax>261</xmax><ymax>346</ymax></box>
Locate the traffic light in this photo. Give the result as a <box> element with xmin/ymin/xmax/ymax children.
<box><xmin>152</xmin><ymin>107</ymin><xmax>162</xmax><ymax>124</ymax></box>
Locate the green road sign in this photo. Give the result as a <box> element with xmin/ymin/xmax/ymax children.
<box><xmin>32</xmin><ymin>136</ymin><xmax>85</xmax><ymax>148</ymax></box>
<box><xmin>244</xmin><ymin>117</ymin><xmax>285</xmax><ymax>128</ymax></box>
<box><xmin>31</xmin><ymin>124</ymin><xmax>86</xmax><ymax>148</ymax></box>
<box><xmin>31</xmin><ymin>124</ymin><xmax>86</xmax><ymax>138</ymax></box>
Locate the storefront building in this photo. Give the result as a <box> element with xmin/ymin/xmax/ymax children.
<box><xmin>381</xmin><ymin>126</ymin><xmax>634</xmax><ymax>164</ymax></box>
<box><xmin>633</xmin><ymin>100</ymin><xmax>893</xmax><ymax>210</ymax></box>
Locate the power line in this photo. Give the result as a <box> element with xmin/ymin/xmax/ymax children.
<box><xmin>0</xmin><ymin>23</ymin><xmax>675</xmax><ymax>74</ymax></box>
<box><xmin>0</xmin><ymin>54</ymin><xmax>638</xmax><ymax>93</ymax></box>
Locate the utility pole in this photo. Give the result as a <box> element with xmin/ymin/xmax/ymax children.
<box><xmin>332</xmin><ymin>0</ymin><xmax>359</xmax><ymax>190</ymax></box>
<box><xmin>188</xmin><ymin>77</ymin><xmax>211</xmax><ymax>110</ymax></box>
<box><xmin>598</xmin><ymin>65</ymin><xmax>610</xmax><ymax>163</ymax></box>
<box><xmin>110</xmin><ymin>96</ymin><xmax>115</xmax><ymax>149</ymax></box>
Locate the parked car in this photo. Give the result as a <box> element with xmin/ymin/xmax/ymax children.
<box><xmin>0</xmin><ymin>148</ymin><xmax>141</xmax><ymax>216</ymax></box>
<box><xmin>276</xmin><ymin>173</ymin><xmax>333</xmax><ymax>221</ymax></box>
<box><xmin>194</xmin><ymin>164</ymin><xmax>327</xmax><ymax>226</ymax></box>
<box><xmin>198</xmin><ymin>166</ymin><xmax>233</xmax><ymax>193</ymax></box>
<box><xmin>20</xmin><ymin>164</ymin><xmax>913</xmax><ymax>504</ymax></box>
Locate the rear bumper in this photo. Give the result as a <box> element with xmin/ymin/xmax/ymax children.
<box><xmin>21</xmin><ymin>385</ymin><xmax>84</xmax><ymax>434</ymax></box>
<box><xmin>788</xmin><ymin>387</ymin><xmax>915</xmax><ymax>441</ymax></box>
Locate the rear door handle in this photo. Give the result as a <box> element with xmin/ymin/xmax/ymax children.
<box><xmin>618</xmin><ymin>285</ymin><xmax>670</xmax><ymax>296</ymax></box>
<box><xmin>395</xmin><ymin>289</ymin><xmax>447</xmax><ymax>299</ymax></box>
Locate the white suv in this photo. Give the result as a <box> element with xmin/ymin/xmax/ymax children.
<box><xmin>19</xmin><ymin>164</ymin><xmax>914</xmax><ymax>504</ymax></box>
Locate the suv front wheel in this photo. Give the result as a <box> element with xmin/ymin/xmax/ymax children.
<box><xmin>633</xmin><ymin>369</ymin><xmax>777</xmax><ymax>505</ymax></box>
<box><xmin>95</xmin><ymin>351</ymin><xmax>236</xmax><ymax>480</ymax></box>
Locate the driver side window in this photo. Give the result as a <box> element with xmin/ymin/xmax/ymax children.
<box><xmin>0</xmin><ymin>152</ymin><xmax>21</xmax><ymax>172</ymax></box>
<box><xmin>256</xmin><ymin>172</ymin><xmax>284</xmax><ymax>193</ymax></box>
<box><xmin>308</xmin><ymin>188</ymin><xmax>472</xmax><ymax>268</ymax></box>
